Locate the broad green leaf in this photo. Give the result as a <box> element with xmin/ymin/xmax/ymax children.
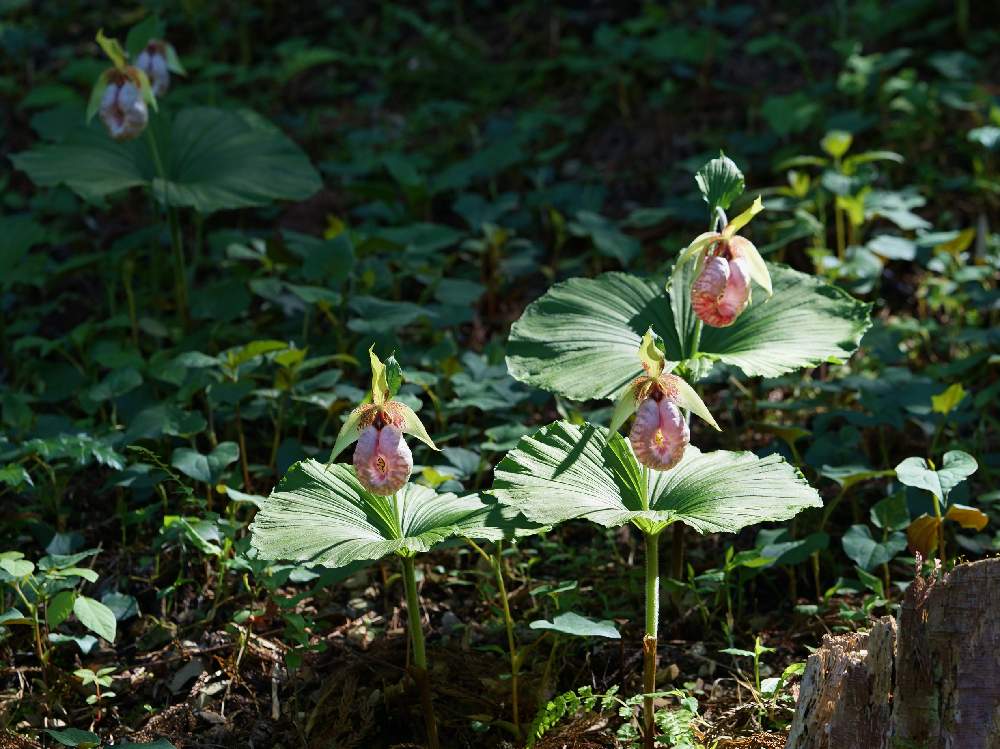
<box><xmin>0</xmin><ymin>558</ymin><xmax>34</xmax><ymax>578</ymax></box>
<box><xmin>506</xmin><ymin>264</ymin><xmax>871</xmax><ymax>400</ymax></box>
<box><xmin>695</xmin><ymin>153</ymin><xmax>744</xmax><ymax>213</ymax></box>
<box><xmin>871</xmin><ymin>492</ymin><xmax>910</xmax><ymax>531</ymax></box>
<box><xmin>842</xmin><ymin>524</ymin><xmax>906</xmax><ymax>571</ymax></box>
<box><xmin>529</xmin><ymin>611</ymin><xmax>621</xmax><ymax>639</ymax></box>
<box><xmin>490</xmin><ymin>421</ymin><xmax>820</xmax><ymax>536</ymax></box>
<box><xmin>47</xmin><ymin>590</ymin><xmax>76</xmax><ymax>628</ymax></box>
<box><xmin>43</xmin><ymin>728</ymin><xmax>101</xmax><ymax>748</ymax></box>
<box><xmin>171</xmin><ymin>442</ymin><xmax>239</xmax><ymax>484</ymax></box>
<box><xmin>73</xmin><ymin>596</ymin><xmax>117</xmax><ymax>642</ymax></box>
<box><xmin>250</xmin><ymin>461</ymin><xmax>538</xmax><ymax>566</ymax></box>
<box><xmin>11</xmin><ymin>107</ymin><xmax>321</xmax><ymax>214</ymax></box>
<box><xmin>895</xmin><ymin>451</ymin><xmax>977</xmax><ymax>503</ymax></box>
<box><xmin>820</xmin><ymin>464</ymin><xmax>894</xmax><ymax>491</ymax></box>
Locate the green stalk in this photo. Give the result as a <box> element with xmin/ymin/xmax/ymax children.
<box><xmin>401</xmin><ymin>555</ymin><xmax>439</xmax><ymax>749</ymax></box>
<box><xmin>145</xmin><ymin>128</ymin><xmax>188</xmax><ymax>326</ymax></box>
<box><xmin>493</xmin><ymin>546</ymin><xmax>521</xmax><ymax>739</ymax></box>
<box><xmin>932</xmin><ymin>493</ymin><xmax>945</xmax><ymax>564</ymax></box>
<box><xmin>642</xmin><ymin>530</ymin><xmax>660</xmax><ymax>749</ymax></box>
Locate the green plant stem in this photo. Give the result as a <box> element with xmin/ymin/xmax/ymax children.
<box><xmin>493</xmin><ymin>546</ymin><xmax>521</xmax><ymax>739</ymax></box>
<box><xmin>642</xmin><ymin>530</ymin><xmax>660</xmax><ymax>749</ymax></box>
<box><xmin>932</xmin><ymin>493</ymin><xmax>945</xmax><ymax>564</ymax></box>
<box><xmin>145</xmin><ymin>128</ymin><xmax>189</xmax><ymax>326</ymax></box>
<box><xmin>401</xmin><ymin>555</ymin><xmax>439</xmax><ymax>749</ymax></box>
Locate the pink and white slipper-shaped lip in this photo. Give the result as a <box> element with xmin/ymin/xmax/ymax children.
<box><xmin>98</xmin><ymin>72</ymin><xmax>148</xmax><ymax>141</ymax></box>
<box><xmin>353</xmin><ymin>424</ymin><xmax>413</xmax><ymax>496</ymax></box>
<box><xmin>691</xmin><ymin>243</ymin><xmax>752</xmax><ymax>328</ymax></box>
<box><xmin>629</xmin><ymin>397</ymin><xmax>690</xmax><ymax>471</ymax></box>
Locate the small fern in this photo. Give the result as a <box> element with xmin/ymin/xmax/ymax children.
<box><xmin>526</xmin><ymin>685</ymin><xmax>620</xmax><ymax>748</ymax></box>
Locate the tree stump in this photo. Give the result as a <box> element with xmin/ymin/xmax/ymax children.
<box><xmin>786</xmin><ymin>557</ymin><xmax>1000</xmax><ymax>749</ymax></box>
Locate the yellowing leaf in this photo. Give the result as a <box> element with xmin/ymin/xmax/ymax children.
<box><xmin>934</xmin><ymin>228</ymin><xmax>975</xmax><ymax>255</ymax></box>
<box><xmin>907</xmin><ymin>514</ymin><xmax>940</xmax><ymax>557</ymax></box>
<box><xmin>931</xmin><ymin>383</ymin><xmax>966</xmax><ymax>415</ymax></box>
<box><xmin>324</xmin><ymin>215</ymin><xmax>346</xmax><ymax>240</ymax></box>
<box><xmin>945</xmin><ymin>504</ymin><xmax>988</xmax><ymax>531</ymax></box>
<box><xmin>821</xmin><ymin>130</ymin><xmax>853</xmax><ymax>160</ymax></box>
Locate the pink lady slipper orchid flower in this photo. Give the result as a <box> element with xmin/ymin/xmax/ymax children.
<box><xmin>630</xmin><ymin>393</ymin><xmax>689</xmax><ymax>471</ymax></box>
<box><xmin>98</xmin><ymin>68</ymin><xmax>148</xmax><ymax>141</ymax></box>
<box><xmin>681</xmin><ymin>196</ymin><xmax>772</xmax><ymax>329</ymax></box>
<box><xmin>330</xmin><ymin>347</ymin><xmax>438</xmax><ymax>495</ymax></box>
<box><xmin>609</xmin><ymin>331</ymin><xmax>721</xmax><ymax>471</ymax></box>
<box><xmin>88</xmin><ymin>31</ymin><xmax>157</xmax><ymax>141</ymax></box>
<box><xmin>136</xmin><ymin>40</ymin><xmax>171</xmax><ymax>96</ymax></box>
<box><xmin>353</xmin><ymin>408</ymin><xmax>413</xmax><ymax>496</ymax></box>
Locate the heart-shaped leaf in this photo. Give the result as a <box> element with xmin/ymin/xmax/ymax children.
<box><xmin>11</xmin><ymin>107</ymin><xmax>321</xmax><ymax>214</ymax></box>
<box><xmin>490</xmin><ymin>421</ymin><xmax>820</xmax><ymax>536</ymax></box>
<box><xmin>506</xmin><ymin>264</ymin><xmax>871</xmax><ymax>401</ymax></box>
<box><xmin>250</xmin><ymin>460</ymin><xmax>539</xmax><ymax>566</ymax></box>
<box><xmin>842</xmin><ymin>524</ymin><xmax>907</xmax><ymax>571</ymax></box>
<box><xmin>895</xmin><ymin>450</ymin><xmax>977</xmax><ymax>503</ymax></box>
<box><xmin>529</xmin><ymin>611</ymin><xmax>621</xmax><ymax>639</ymax></box>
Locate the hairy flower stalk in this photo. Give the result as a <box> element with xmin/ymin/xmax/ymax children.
<box><xmin>98</xmin><ymin>69</ymin><xmax>148</xmax><ymax>140</ymax></box>
<box><xmin>136</xmin><ymin>40</ymin><xmax>171</xmax><ymax>96</ymax></box>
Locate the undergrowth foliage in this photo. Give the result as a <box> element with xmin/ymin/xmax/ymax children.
<box><xmin>1</xmin><ymin>4</ymin><xmax>997</xmax><ymax>748</ymax></box>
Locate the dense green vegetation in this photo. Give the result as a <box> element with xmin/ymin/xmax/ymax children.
<box><xmin>2</xmin><ymin>2</ymin><xmax>998</xmax><ymax>747</ymax></box>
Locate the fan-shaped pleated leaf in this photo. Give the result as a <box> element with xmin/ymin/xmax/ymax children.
<box><xmin>505</xmin><ymin>264</ymin><xmax>870</xmax><ymax>401</ymax></box>
<box><xmin>490</xmin><ymin>421</ymin><xmax>821</xmax><ymax>535</ymax></box>
<box><xmin>10</xmin><ymin>107</ymin><xmax>321</xmax><ymax>214</ymax></box>
<box><xmin>249</xmin><ymin>460</ymin><xmax>537</xmax><ymax>567</ymax></box>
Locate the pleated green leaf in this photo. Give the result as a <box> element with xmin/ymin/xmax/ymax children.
<box><xmin>490</xmin><ymin>421</ymin><xmax>821</xmax><ymax>536</ymax></box>
<box><xmin>250</xmin><ymin>460</ymin><xmax>538</xmax><ymax>566</ymax></box>
<box><xmin>506</xmin><ymin>263</ymin><xmax>870</xmax><ymax>400</ymax></box>
<box><xmin>11</xmin><ymin>107</ymin><xmax>321</xmax><ymax>214</ymax></box>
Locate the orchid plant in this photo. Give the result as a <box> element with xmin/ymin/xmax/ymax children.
<box><xmin>494</xmin><ymin>154</ymin><xmax>870</xmax><ymax>746</ymax></box>
<box><xmin>248</xmin><ymin>349</ymin><xmax>534</xmax><ymax>749</ymax></box>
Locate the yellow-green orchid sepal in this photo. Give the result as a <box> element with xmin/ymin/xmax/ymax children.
<box><xmin>369</xmin><ymin>345</ymin><xmax>389</xmax><ymax>405</ymax></box>
<box><xmin>96</xmin><ymin>29</ymin><xmax>128</xmax><ymax>70</ymax></box>
<box><xmin>722</xmin><ymin>195</ymin><xmax>764</xmax><ymax>239</ymax></box>
<box><xmin>397</xmin><ymin>402</ymin><xmax>439</xmax><ymax>451</ymax></box>
<box><xmin>668</xmin><ymin>375</ymin><xmax>721</xmax><ymax>431</ymax></box>
<box><xmin>639</xmin><ymin>328</ymin><xmax>665</xmax><ymax>377</ymax></box>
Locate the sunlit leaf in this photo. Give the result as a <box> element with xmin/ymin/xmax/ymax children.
<box><xmin>695</xmin><ymin>152</ymin><xmax>744</xmax><ymax>213</ymax></box>
<box><xmin>945</xmin><ymin>504</ymin><xmax>988</xmax><ymax>531</ymax></box>
<box><xmin>931</xmin><ymin>383</ymin><xmax>966</xmax><ymax>414</ymax></box>
<box><xmin>895</xmin><ymin>451</ymin><xmax>977</xmax><ymax>504</ymax></box>
<box><xmin>250</xmin><ymin>461</ymin><xmax>539</xmax><ymax>565</ymax></box>
<box><xmin>529</xmin><ymin>611</ymin><xmax>620</xmax><ymax>639</ymax></box>
<box><xmin>490</xmin><ymin>421</ymin><xmax>820</xmax><ymax>536</ymax></box>
<box><xmin>507</xmin><ymin>264</ymin><xmax>871</xmax><ymax>400</ymax></box>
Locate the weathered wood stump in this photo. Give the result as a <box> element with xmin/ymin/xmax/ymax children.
<box><xmin>786</xmin><ymin>557</ymin><xmax>1000</xmax><ymax>749</ymax></box>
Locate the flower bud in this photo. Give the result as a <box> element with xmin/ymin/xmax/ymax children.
<box><xmin>691</xmin><ymin>246</ymin><xmax>751</xmax><ymax>328</ymax></box>
<box><xmin>136</xmin><ymin>41</ymin><xmax>170</xmax><ymax>96</ymax></box>
<box><xmin>99</xmin><ymin>69</ymin><xmax>148</xmax><ymax>141</ymax></box>
<box><xmin>629</xmin><ymin>396</ymin><xmax>689</xmax><ymax>471</ymax></box>
<box><xmin>353</xmin><ymin>424</ymin><xmax>413</xmax><ymax>495</ymax></box>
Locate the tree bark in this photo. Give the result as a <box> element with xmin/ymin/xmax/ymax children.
<box><xmin>787</xmin><ymin>557</ymin><xmax>1000</xmax><ymax>749</ymax></box>
<box><xmin>785</xmin><ymin>617</ymin><xmax>895</xmax><ymax>749</ymax></box>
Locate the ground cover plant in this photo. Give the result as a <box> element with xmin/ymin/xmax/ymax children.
<box><xmin>1</xmin><ymin>2</ymin><xmax>998</xmax><ymax>748</ymax></box>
